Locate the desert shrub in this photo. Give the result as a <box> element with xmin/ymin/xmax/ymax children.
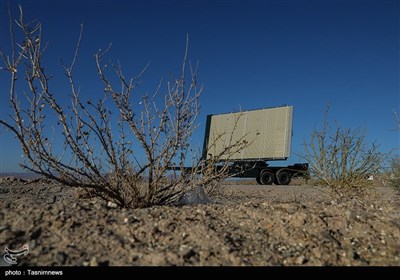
<box><xmin>301</xmin><ymin>106</ymin><xmax>384</xmax><ymax>189</ymax></box>
<box><xmin>387</xmin><ymin>155</ymin><xmax>400</xmax><ymax>189</ymax></box>
<box><xmin>0</xmin><ymin>6</ymin><xmax>248</xmax><ymax>208</ymax></box>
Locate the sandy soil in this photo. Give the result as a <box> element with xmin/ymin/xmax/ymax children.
<box><xmin>0</xmin><ymin>176</ymin><xmax>399</xmax><ymax>266</ymax></box>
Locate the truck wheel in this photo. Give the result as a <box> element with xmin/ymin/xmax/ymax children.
<box><xmin>256</xmin><ymin>176</ymin><xmax>262</xmax><ymax>185</ymax></box>
<box><xmin>277</xmin><ymin>171</ymin><xmax>292</xmax><ymax>185</ymax></box>
<box><xmin>260</xmin><ymin>171</ymin><xmax>274</xmax><ymax>185</ymax></box>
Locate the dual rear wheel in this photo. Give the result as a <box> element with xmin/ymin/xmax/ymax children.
<box><xmin>256</xmin><ymin>170</ymin><xmax>292</xmax><ymax>185</ymax></box>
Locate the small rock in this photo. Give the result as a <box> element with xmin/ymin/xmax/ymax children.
<box><xmin>107</xmin><ymin>201</ymin><xmax>118</xmax><ymax>208</ymax></box>
<box><xmin>175</xmin><ymin>186</ymin><xmax>213</xmax><ymax>206</ymax></box>
<box><xmin>55</xmin><ymin>251</ymin><xmax>67</xmax><ymax>265</ymax></box>
<box><xmin>311</xmin><ymin>247</ymin><xmax>322</xmax><ymax>259</ymax></box>
<box><xmin>295</xmin><ymin>255</ymin><xmax>305</xmax><ymax>265</ymax></box>
<box><xmin>345</xmin><ymin>210</ymin><xmax>356</xmax><ymax>220</ymax></box>
<box><xmin>183</xmin><ymin>248</ymin><xmax>197</xmax><ymax>260</ymax></box>
<box><xmin>90</xmin><ymin>257</ymin><xmax>98</xmax><ymax>266</ymax></box>
<box><xmin>180</xmin><ymin>245</ymin><xmax>197</xmax><ymax>261</ymax></box>
<box><xmin>47</xmin><ymin>195</ymin><xmax>57</xmax><ymax>204</ymax></box>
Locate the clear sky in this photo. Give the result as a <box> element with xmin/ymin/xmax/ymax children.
<box><xmin>0</xmin><ymin>0</ymin><xmax>399</xmax><ymax>172</ymax></box>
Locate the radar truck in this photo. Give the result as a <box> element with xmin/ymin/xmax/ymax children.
<box><xmin>200</xmin><ymin>105</ymin><xmax>308</xmax><ymax>185</ymax></box>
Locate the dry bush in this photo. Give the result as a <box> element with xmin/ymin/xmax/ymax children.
<box><xmin>0</xmin><ymin>6</ymin><xmax>248</xmax><ymax>208</ymax></box>
<box><xmin>384</xmin><ymin>112</ymin><xmax>400</xmax><ymax>189</ymax></box>
<box><xmin>387</xmin><ymin>155</ymin><xmax>400</xmax><ymax>189</ymax></box>
<box><xmin>301</xmin><ymin>106</ymin><xmax>384</xmax><ymax>189</ymax></box>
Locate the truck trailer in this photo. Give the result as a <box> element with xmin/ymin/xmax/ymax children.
<box><xmin>200</xmin><ymin>105</ymin><xmax>308</xmax><ymax>185</ymax></box>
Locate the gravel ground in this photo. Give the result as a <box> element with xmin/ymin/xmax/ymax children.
<box><xmin>0</xmin><ymin>176</ymin><xmax>399</xmax><ymax>266</ymax></box>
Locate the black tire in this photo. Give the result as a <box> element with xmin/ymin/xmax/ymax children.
<box><xmin>276</xmin><ymin>171</ymin><xmax>292</xmax><ymax>185</ymax></box>
<box><xmin>256</xmin><ymin>176</ymin><xmax>262</xmax><ymax>185</ymax></box>
<box><xmin>260</xmin><ymin>171</ymin><xmax>274</xmax><ymax>185</ymax></box>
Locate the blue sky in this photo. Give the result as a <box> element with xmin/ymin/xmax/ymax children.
<box><xmin>0</xmin><ymin>0</ymin><xmax>399</xmax><ymax>172</ymax></box>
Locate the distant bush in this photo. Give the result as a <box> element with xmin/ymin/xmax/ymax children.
<box><xmin>388</xmin><ymin>156</ymin><xmax>400</xmax><ymax>189</ymax></box>
<box><xmin>301</xmin><ymin>107</ymin><xmax>384</xmax><ymax>189</ymax></box>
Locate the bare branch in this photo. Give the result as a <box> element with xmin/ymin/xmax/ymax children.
<box><xmin>0</xmin><ymin>6</ymin><xmax>250</xmax><ymax>208</ymax></box>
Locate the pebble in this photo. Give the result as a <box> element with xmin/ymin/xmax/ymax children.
<box><xmin>107</xmin><ymin>201</ymin><xmax>118</xmax><ymax>208</ymax></box>
<box><xmin>55</xmin><ymin>252</ymin><xmax>67</xmax><ymax>265</ymax></box>
<box><xmin>90</xmin><ymin>257</ymin><xmax>98</xmax><ymax>266</ymax></box>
